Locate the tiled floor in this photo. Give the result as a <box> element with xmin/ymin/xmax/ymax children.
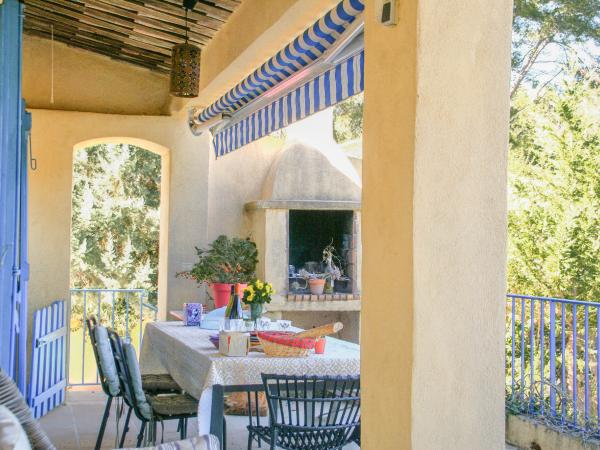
<box><xmin>39</xmin><ymin>389</ymin><xmax>260</xmax><ymax>450</ymax></box>
<box><xmin>40</xmin><ymin>389</ymin><xmax>360</xmax><ymax>449</ymax></box>
<box><xmin>40</xmin><ymin>389</ymin><xmax>517</xmax><ymax>449</ymax></box>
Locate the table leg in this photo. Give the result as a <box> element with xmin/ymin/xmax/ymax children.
<box><xmin>210</xmin><ymin>384</ymin><xmax>225</xmax><ymax>449</ymax></box>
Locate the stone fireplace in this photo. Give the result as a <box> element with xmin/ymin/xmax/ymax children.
<box><xmin>288</xmin><ymin>209</ymin><xmax>358</xmax><ymax>298</ymax></box>
<box><xmin>245</xmin><ymin>140</ymin><xmax>361</xmax><ymax>342</ymax></box>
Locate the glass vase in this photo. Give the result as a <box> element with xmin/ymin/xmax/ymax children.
<box><xmin>250</xmin><ymin>303</ymin><xmax>263</xmax><ymax>322</ymax></box>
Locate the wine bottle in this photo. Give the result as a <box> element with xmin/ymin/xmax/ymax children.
<box><xmin>229</xmin><ymin>286</ymin><xmax>243</xmax><ymax>320</ymax></box>
<box><xmin>224</xmin><ymin>285</ymin><xmax>235</xmax><ymax>317</ymax></box>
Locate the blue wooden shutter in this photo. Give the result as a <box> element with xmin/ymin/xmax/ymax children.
<box><xmin>0</xmin><ymin>0</ymin><xmax>28</xmax><ymax>392</ymax></box>
<box><xmin>28</xmin><ymin>301</ymin><xmax>67</xmax><ymax>419</ymax></box>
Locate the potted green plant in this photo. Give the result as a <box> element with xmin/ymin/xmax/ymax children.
<box><xmin>297</xmin><ymin>242</ymin><xmax>344</xmax><ymax>295</ymax></box>
<box><xmin>177</xmin><ymin>235</ymin><xmax>258</xmax><ymax>308</ymax></box>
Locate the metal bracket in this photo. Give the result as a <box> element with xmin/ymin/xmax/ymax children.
<box><xmin>188</xmin><ymin>108</ymin><xmax>228</xmax><ymax>136</ymax></box>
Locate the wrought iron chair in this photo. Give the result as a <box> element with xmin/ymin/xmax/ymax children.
<box><xmin>107</xmin><ymin>328</ymin><xmax>199</xmax><ymax>446</ymax></box>
<box><xmin>86</xmin><ymin>317</ymin><xmax>183</xmax><ymax>449</ymax></box>
<box><xmin>247</xmin><ymin>374</ymin><xmax>361</xmax><ymax>450</ymax></box>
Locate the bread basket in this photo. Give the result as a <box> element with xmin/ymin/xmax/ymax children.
<box><xmin>256</xmin><ymin>332</ymin><xmax>316</xmax><ymax>357</ymax></box>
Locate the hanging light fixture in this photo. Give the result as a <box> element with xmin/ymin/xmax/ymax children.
<box><xmin>170</xmin><ymin>1</ymin><xmax>201</xmax><ymax>98</ymax></box>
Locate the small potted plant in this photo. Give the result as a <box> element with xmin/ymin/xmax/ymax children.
<box><xmin>322</xmin><ymin>242</ymin><xmax>343</xmax><ymax>294</ymax></box>
<box><xmin>177</xmin><ymin>235</ymin><xmax>258</xmax><ymax>308</ymax></box>
<box><xmin>242</xmin><ymin>280</ymin><xmax>274</xmax><ymax>321</ymax></box>
<box><xmin>299</xmin><ymin>269</ymin><xmax>328</xmax><ymax>295</ymax></box>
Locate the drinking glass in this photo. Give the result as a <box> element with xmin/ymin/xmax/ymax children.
<box><xmin>277</xmin><ymin>320</ymin><xmax>292</xmax><ymax>331</ymax></box>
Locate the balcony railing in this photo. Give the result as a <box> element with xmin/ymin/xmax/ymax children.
<box><xmin>506</xmin><ymin>294</ymin><xmax>600</xmax><ymax>436</ymax></box>
<box><xmin>68</xmin><ymin>288</ymin><xmax>157</xmax><ymax>386</ymax></box>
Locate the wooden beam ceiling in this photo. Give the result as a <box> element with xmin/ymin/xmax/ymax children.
<box><xmin>22</xmin><ymin>0</ymin><xmax>242</xmax><ymax>73</ymax></box>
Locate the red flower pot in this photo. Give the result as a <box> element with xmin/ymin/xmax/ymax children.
<box><xmin>211</xmin><ymin>283</ymin><xmax>233</xmax><ymax>308</ymax></box>
<box><xmin>236</xmin><ymin>283</ymin><xmax>248</xmax><ymax>296</ymax></box>
<box><xmin>308</xmin><ymin>279</ymin><xmax>326</xmax><ymax>295</ymax></box>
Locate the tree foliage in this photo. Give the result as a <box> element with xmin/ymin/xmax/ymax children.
<box><xmin>70</xmin><ymin>143</ymin><xmax>161</xmax><ymax>304</ymax></box>
<box><xmin>333</xmin><ymin>93</ymin><xmax>363</xmax><ymax>144</ymax></box>
<box><xmin>511</xmin><ymin>0</ymin><xmax>600</xmax><ymax>99</ymax></box>
<box><xmin>508</xmin><ymin>71</ymin><xmax>600</xmax><ymax>300</ymax></box>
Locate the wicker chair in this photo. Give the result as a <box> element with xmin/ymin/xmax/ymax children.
<box><xmin>107</xmin><ymin>328</ymin><xmax>199</xmax><ymax>446</ymax></box>
<box><xmin>247</xmin><ymin>374</ymin><xmax>361</xmax><ymax>450</ymax></box>
<box><xmin>86</xmin><ymin>317</ymin><xmax>183</xmax><ymax>449</ymax></box>
<box><xmin>0</xmin><ymin>369</ymin><xmax>55</xmax><ymax>450</ymax></box>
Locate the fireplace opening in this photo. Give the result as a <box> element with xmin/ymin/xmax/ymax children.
<box><xmin>288</xmin><ymin>210</ymin><xmax>355</xmax><ymax>294</ymax></box>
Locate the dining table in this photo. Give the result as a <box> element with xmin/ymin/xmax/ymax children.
<box><xmin>139</xmin><ymin>321</ymin><xmax>360</xmax><ymax>449</ymax></box>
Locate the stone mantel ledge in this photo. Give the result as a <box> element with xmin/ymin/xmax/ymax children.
<box><xmin>244</xmin><ymin>200</ymin><xmax>361</xmax><ymax>211</ymax></box>
<box><xmin>267</xmin><ymin>299</ymin><xmax>361</xmax><ymax>312</ymax></box>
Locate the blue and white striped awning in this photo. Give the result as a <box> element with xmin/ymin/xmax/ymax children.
<box><xmin>213</xmin><ymin>49</ymin><xmax>364</xmax><ymax>157</ymax></box>
<box><xmin>195</xmin><ymin>0</ymin><xmax>364</xmax><ymax>125</ymax></box>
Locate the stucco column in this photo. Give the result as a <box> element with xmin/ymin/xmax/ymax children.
<box><xmin>361</xmin><ymin>0</ymin><xmax>512</xmax><ymax>449</ymax></box>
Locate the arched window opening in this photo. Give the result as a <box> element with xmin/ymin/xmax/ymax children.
<box><xmin>69</xmin><ymin>142</ymin><xmax>162</xmax><ymax>385</ymax></box>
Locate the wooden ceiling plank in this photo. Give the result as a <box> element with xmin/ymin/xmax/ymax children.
<box><xmin>25</xmin><ymin>0</ymin><xmax>177</xmax><ymax>51</ymax></box>
<box><xmin>90</xmin><ymin>0</ymin><xmax>212</xmax><ymax>42</ymax></box>
<box><xmin>210</xmin><ymin>0</ymin><xmax>241</xmax><ymax>11</ymax></box>
<box><xmin>172</xmin><ymin>0</ymin><xmax>231</xmax><ymax>20</ymax></box>
<box><xmin>43</xmin><ymin>0</ymin><xmax>193</xmax><ymax>43</ymax></box>
<box><xmin>106</xmin><ymin>0</ymin><xmax>220</xmax><ymax>38</ymax></box>
<box><xmin>22</xmin><ymin>0</ymin><xmax>240</xmax><ymax>73</ymax></box>
<box><xmin>26</xmin><ymin>27</ymin><xmax>169</xmax><ymax>72</ymax></box>
<box><xmin>109</xmin><ymin>0</ymin><xmax>188</xmax><ymax>27</ymax></box>
<box><xmin>24</xmin><ymin>4</ymin><xmax>174</xmax><ymax>55</ymax></box>
<box><xmin>24</xmin><ymin>20</ymin><xmax>168</xmax><ymax>63</ymax></box>
<box><xmin>140</xmin><ymin>0</ymin><xmax>224</xmax><ymax>30</ymax></box>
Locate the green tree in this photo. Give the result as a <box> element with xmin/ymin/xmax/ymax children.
<box><xmin>511</xmin><ymin>0</ymin><xmax>600</xmax><ymax>99</ymax></box>
<box><xmin>508</xmin><ymin>70</ymin><xmax>600</xmax><ymax>300</ymax></box>
<box><xmin>333</xmin><ymin>92</ymin><xmax>363</xmax><ymax>144</ymax></box>
<box><xmin>70</xmin><ymin>143</ymin><xmax>161</xmax><ymax>304</ymax></box>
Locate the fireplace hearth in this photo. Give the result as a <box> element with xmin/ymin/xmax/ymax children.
<box><xmin>288</xmin><ymin>210</ymin><xmax>356</xmax><ymax>295</ymax></box>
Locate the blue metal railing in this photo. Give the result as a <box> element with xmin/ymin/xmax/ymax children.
<box><xmin>68</xmin><ymin>288</ymin><xmax>157</xmax><ymax>386</ymax></box>
<box><xmin>506</xmin><ymin>294</ymin><xmax>600</xmax><ymax>435</ymax></box>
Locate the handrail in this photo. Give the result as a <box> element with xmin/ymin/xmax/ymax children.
<box><xmin>507</xmin><ymin>293</ymin><xmax>600</xmax><ymax>308</ymax></box>
<box><xmin>505</xmin><ymin>293</ymin><xmax>600</xmax><ymax>438</ymax></box>
<box><xmin>68</xmin><ymin>288</ymin><xmax>157</xmax><ymax>386</ymax></box>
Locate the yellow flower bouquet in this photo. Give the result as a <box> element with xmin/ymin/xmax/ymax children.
<box><xmin>243</xmin><ymin>280</ymin><xmax>275</xmax><ymax>321</ymax></box>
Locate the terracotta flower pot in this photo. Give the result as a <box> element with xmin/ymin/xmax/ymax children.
<box><xmin>236</xmin><ymin>283</ymin><xmax>248</xmax><ymax>296</ymax></box>
<box><xmin>308</xmin><ymin>279</ymin><xmax>326</xmax><ymax>295</ymax></box>
<box><xmin>211</xmin><ymin>283</ymin><xmax>233</xmax><ymax>308</ymax></box>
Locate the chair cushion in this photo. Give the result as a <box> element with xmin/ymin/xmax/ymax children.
<box><xmin>94</xmin><ymin>326</ymin><xmax>120</xmax><ymax>396</ymax></box>
<box><xmin>146</xmin><ymin>393</ymin><xmax>198</xmax><ymax>417</ymax></box>
<box><xmin>0</xmin><ymin>405</ymin><xmax>32</xmax><ymax>450</ymax></box>
<box><xmin>0</xmin><ymin>370</ymin><xmax>56</xmax><ymax>450</ymax></box>
<box><xmin>118</xmin><ymin>434</ymin><xmax>219</xmax><ymax>450</ymax></box>
<box><xmin>140</xmin><ymin>374</ymin><xmax>181</xmax><ymax>393</ymax></box>
<box><xmin>121</xmin><ymin>343</ymin><xmax>153</xmax><ymax>420</ymax></box>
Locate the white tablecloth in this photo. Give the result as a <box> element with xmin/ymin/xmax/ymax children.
<box><xmin>139</xmin><ymin>321</ymin><xmax>360</xmax><ymax>434</ymax></box>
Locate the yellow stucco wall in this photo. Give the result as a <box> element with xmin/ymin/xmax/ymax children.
<box><xmin>206</xmin><ymin>135</ymin><xmax>285</xmax><ymax>241</ymax></box>
<box><xmin>362</xmin><ymin>0</ymin><xmax>417</xmax><ymax>447</ymax></box>
<box><xmin>22</xmin><ymin>0</ymin><xmax>514</xmax><ymax>446</ymax></box>
<box><xmin>362</xmin><ymin>0</ymin><xmax>512</xmax><ymax>448</ymax></box>
<box><xmin>22</xmin><ymin>35</ymin><xmax>170</xmax><ymax>115</ymax></box>
<box><xmin>27</xmin><ymin>109</ymin><xmax>209</xmax><ymax>333</ymax></box>
<box><xmin>410</xmin><ymin>0</ymin><xmax>512</xmax><ymax>447</ymax></box>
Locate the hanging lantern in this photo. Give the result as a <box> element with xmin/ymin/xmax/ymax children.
<box><xmin>170</xmin><ymin>7</ymin><xmax>201</xmax><ymax>98</ymax></box>
<box><xmin>170</xmin><ymin>42</ymin><xmax>201</xmax><ymax>98</ymax></box>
